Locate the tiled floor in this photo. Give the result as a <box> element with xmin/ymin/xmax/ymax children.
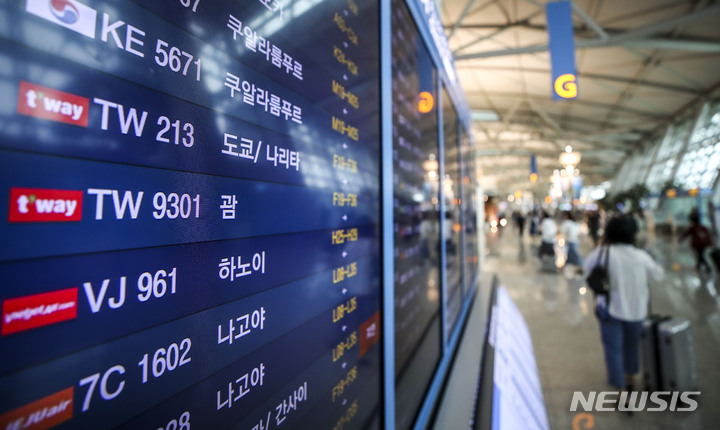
<box><xmin>484</xmin><ymin>226</ymin><xmax>720</xmax><ymax>430</ymax></box>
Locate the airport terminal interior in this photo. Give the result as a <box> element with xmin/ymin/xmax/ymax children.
<box><xmin>478</xmin><ymin>225</ymin><xmax>720</xmax><ymax>430</ymax></box>
<box><xmin>435</xmin><ymin>1</ymin><xmax>720</xmax><ymax>429</ymax></box>
<box><xmin>1</xmin><ymin>1</ymin><xmax>720</xmax><ymax>429</ymax></box>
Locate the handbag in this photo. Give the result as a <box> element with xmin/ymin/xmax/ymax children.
<box><xmin>594</xmin><ymin>294</ymin><xmax>611</xmax><ymax>322</ymax></box>
<box><xmin>586</xmin><ymin>246</ymin><xmax>610</xmax><ymax>296</ymax></box>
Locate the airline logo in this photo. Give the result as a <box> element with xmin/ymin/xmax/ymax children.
<box><xmin>2</xmin><ymin>288</ymin><xmax>79</xmax><ymax>335</ymax></box>
<box><xmin>17</xmin><ymin>81</ymin><xmax>89</xmax><ymax>127</ymax></box>
<box><xmin>359</xmin><ymin>311</ymin><xmax>381</xmax><ymax>358</ymax></box>
<box><xmin>9</xmin><ymin>188</ymin><xmax>83</xmax><ymax>223</ymax></box>
<box><xmin>0</xmin><ymin>387</ymin><xmax>74</xmax><ymax>430</ymax></box>
<box><xmin>26</xmin><ymin>0</ymin><xmax>97</xmax><ymax>39</ymax></box>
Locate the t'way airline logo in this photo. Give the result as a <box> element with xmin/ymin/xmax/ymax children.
<box><xmin>9</xmin><ymin>188</ymin><xmax>83</xmax><ymax>223</ymax></box>
<box><xmin>25</xmin><ymin>0</ymin><xmax>97</xmax><ymax>39</ymax></box>
<box><xmin>1</xmin><ymin>288</ymin><xmax>79</xmax><ymax>335</ymax></box>
<box><xmin>17</xmin><ymin>81</ymin><xmax>89</xmax><ymax>127</ymax></box>
<box><xmin>0</xmin><ymin>387</ymin><xmax>74</xmax><ymax>430</ymax></box>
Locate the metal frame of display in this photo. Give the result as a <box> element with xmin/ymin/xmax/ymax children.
<box><xmin>382</xmin><ymin>1</ymin><xmax>479</xmax><ymax>429</ymax></box>
<box><xmin>381</xmin><ymin>0</ymin><xmax>396</xmax><ymax>428</ymax></box>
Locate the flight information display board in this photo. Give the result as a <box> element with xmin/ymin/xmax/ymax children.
<box><xmin>461</xmin><ymin>129</ymin><xmax>479</xmax><ymax>300</ymax></box>
<box><xmin>0</xmin><ymin>1</ymin><xmax>382</xmax><ymax>429</ymax></box>
<box><xmin>441</xmin><ymin>85</ymin><xmax>461</xmax><ymax>340</ymax></box>
<box><xmin>390</xmin><ymin>1</ymin><xmax>441</xmax><ymax>429</ymax></box>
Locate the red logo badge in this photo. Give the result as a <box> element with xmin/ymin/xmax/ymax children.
<box><xmin>359</xmin><ymin>311</ymin><xmax>381</xmax><ymax>358</ymax></box>
<box><xmin>2</xmin><ymin>288</ymin><xmax>79</xmax><ymax>335</ymax></box>
<box><xmin>0</xmin><ymin>387</ymin><xmax>74</xmax><ymax>430</ymax></box>
<box><xmin>17</xmin><ymin>81</ymin><xmax>89</xmax><ymax>127</ymax></box>
<box><xmin>9</xmin><ymin>188</ymin><xmax>83</xmax><ymax>223</ymax></box>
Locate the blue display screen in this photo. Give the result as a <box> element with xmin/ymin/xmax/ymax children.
<box><xmin>461</xmin><ymin>128</ymin><xmax>479</xmax><ymax>300</ymax></box>
<box><xmin>442</xmin><ymin>84</ymin><xmax>461</xmax><ymax>340</ymax></box>
<box><xmin>0</xmin><ymin>1</ymin><xmax>381</xmax><ymax>429</ymax></box>
<box><xmin>390</xmin><ymin>1</ymin><xmax>441</xmax><ymax>429</ymax></box>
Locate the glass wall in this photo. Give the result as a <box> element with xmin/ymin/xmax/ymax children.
<box><xmin>614</xmin><ymin>99</ymin><xmax>720</xmax><ymax>197</ymax></box>
<box><xmin>644</xmin><ymin>120</ymin><xmax>692</xmax><ymax>192</ymax></box>
<box><xmin>612</xmin><ymin>152</ymin><xmax>645</xmax><ymax>194</ymax></box>
<box><xmin>612</xmin><ymin>98</ymin><xmax>720</xmax><ymax>230</ymax></box>
<box><xmin>675</xmin><ymin>101</ymin><xmax>720</xmax><ymax>190</ymax></box>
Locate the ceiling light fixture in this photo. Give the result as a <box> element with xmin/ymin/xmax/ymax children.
<box><xmin>471</xmin><ymin>109</ymin><xmax>500</xmax><ymax>122</ymax></box>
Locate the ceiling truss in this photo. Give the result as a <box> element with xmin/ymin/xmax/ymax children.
<box><xmin>440</xmin><ymin>0</ymin><xmax>720</xmax><ymax>195</ymax></box>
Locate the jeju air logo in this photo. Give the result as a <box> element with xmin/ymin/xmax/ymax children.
<box><xmin>9</xmin><ymin>188</ymin><xmax>83</xmax><ymax>223</ymax></box>
<box><xmin>49</xmin><ymin>0</ymin><xmax>79</xmax><ymax>24</ymax></box>
<box><xmin>17</xmin><ymin>81</ymin><xmax>89</xmax><ymax>127</ymax></box>
<box><xmin>0</xmin><ymin>387</ymin><xmax>74</xmax><ymax>430</ymax></box>
<box><xmin>26</xmin><ymin>0</ymin><xmax>97</xmax><ymax>39</ymax></box>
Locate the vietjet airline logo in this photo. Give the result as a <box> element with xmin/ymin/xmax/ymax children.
<box><xmin>0</xmin><ymin>387</ymin><xmax>74</xmax><ymax>430</ymax></box>
<box><xmin>2</xmin><ymin>288</ymin><xmax>79</xmax><ymax>335</ymax></box>
<box><xmin>9</xmin><ymin>188</ymin><xmax>83</xmax><ymax>223</ymax></box>
<box><xmin>26</xmin><ymin>0</ymin><xmax>97</xmax><ymax>39</ymax></box>
<box><xmin>17</xmin><ymin>81</ymin><xmax>89</xmax><ymax>127</ymax></box>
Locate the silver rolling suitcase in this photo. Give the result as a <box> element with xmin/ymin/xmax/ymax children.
<box><xmin>641</xmin><ymin>316</ymin><xmax>697</xmax><ymax>392</ymax></box>
<box><xmin>640</xmin><ymin>315</ymin><xmax>666</xmax><ymax>391</ymax></box>
<box><xmin>657</xmin><ymin>318</ymin><xmax>698</xmax><ymax>392</ymax></box>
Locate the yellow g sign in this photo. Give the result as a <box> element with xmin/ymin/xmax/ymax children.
<box><xmin>554</xmin><ymin>73</ymin><xmax>578</xmax><ymax>98</ymax></box>
<box><xmin>418</xmin><ymin>91</ymin><xmax>434</xmax><ymax>113</ymax></box>
<box><xmin>572</xmin><ymin>413</ymin><xmax>594</xmax><ymax>430</ymax></box>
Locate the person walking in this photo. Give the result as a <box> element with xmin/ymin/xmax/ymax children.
<box><xmin>538</xmin><ymin>211</ymin><xmax>556</xmax><ymax>259</ymax></box>
<box><xmin>583</xmin><ymin>216</ymin><xmax>664</xmax><ymax>391</ymax></box>
<box><xmin>587</xmin><ymin>210</ymin><xmax>600</xmax><ymax>246</ymax></box>
<box><xmin>529</xmin><ymin>209</ymin><xmax>540</xmax><ymax>240</ymax></box>
<box><xmin>679</xmin><ymin>209</ymin><xmax>714</xmax><ymax>274</ymax></box>
<box><xmin>634</xmin><ymin>210</ymin><xmax>647</xmax><ymax>248</ymax></box>
<box><xmin>516</xmin><ymin>211</ymin><xmax>526</xmax><ymax>239</ymax></box>
<box><xmin>560</xmin><ymin>211</ymin><xmax>583</xmax><ymax>270</ymax></box>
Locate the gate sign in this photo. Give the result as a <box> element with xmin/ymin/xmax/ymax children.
<box><xmin>546</xmin><ymin>1</ymin><xmax>578</xmax><ymax>100</ymax></box>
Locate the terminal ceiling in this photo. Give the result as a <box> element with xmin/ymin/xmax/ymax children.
<box><xmin>439</xmin><ymin>0</ymin><xmax>720</xmax><ymax>196</ymax></box>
